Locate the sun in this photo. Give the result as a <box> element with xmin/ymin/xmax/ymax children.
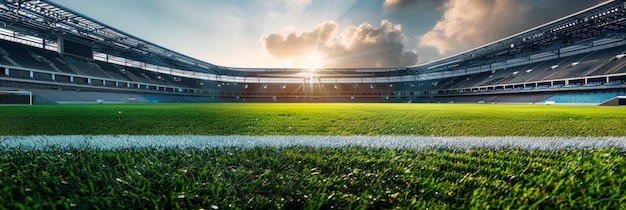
<box><xmin>301</xmin><ymin>53</ymin><xmax>325</xmax><ymax>70</ymax></box>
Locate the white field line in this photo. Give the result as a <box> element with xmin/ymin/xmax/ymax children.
<box><xmin>1</xmin><ymin>136</ymin><xmax>626</xmax><ymax>151</ymax></box>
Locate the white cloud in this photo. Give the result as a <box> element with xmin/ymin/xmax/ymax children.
<box><xmin>267</xmin><ymin>11</ymin><xmax>280</xmax><ymax>18</ymax></box>
<box><xmin>260</xmin><ymin>20</ymin><xmax>418</xmax><ymax>68</ymax></box>
<box><xmin>383</xmin><ymin>0</ymin><xmax>404</xmax><ymax>9</ymax></box>
<box><xmin>275</xmin><ymin>0</ymin><xmax>311</xmax><ymax>11</ymax></box>
<box><xmin>297</xmin><ymin>0</ymin><xmax>312</xmax><ymax>6</ymax></box>
<box><xmin>261</xmin><ymin>21</ymin><xmax>337</xmax><ymax>59</ymax></box>
<box><xmin>418</xmin><ymin>0</ymin><xmax>529</xmax><ymax>55</ymax></box>
<box><xmin>418</xmin><ymin>0</ymin><xmax>606</xmax><ymax>55</ymax></box>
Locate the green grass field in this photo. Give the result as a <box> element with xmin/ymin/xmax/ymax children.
<box><xmin>2</xmin><ymin>147</ymin><xmax>625</xmax><ymax>209</ymax></box>
<box><xmin>1</xmin><ymin>103</ymin><xmax>626</xmax><ymax>209</ymax></box>
<box><xmin>1</xmin><ymin>103</ymin><xmax>626</xmax><ymax>136</ymax></box>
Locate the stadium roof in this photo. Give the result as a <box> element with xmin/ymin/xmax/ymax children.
<box><xmin>0</xmin><ymin>0</ymin><xmax>218</xmax><ymax>72</ymax></box>
<box><xmin>0</xmin><ymin>0</ymin><xmax>625</xmax><ymax>76</ymax></box>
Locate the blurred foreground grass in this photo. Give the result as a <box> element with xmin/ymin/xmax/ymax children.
<box><xmin>1</xmin><ymin>147</ymin><xmax>625</xmax><ymax>209</ymax></box>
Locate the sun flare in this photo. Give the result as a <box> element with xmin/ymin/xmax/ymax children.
<box><xmin>301</xmin><ymin>53</ymin><xmax>325</xmax><ymax>70</ymax></box>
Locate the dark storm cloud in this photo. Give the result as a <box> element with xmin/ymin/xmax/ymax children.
<box><xmin>261</xmin><ymin>20</ymin><xmax>418</xmax><ymax>68</ymax></box>
<box><xmin>418</xmin><ymin>0</ymin><xmax>606</xmax><ymax>55</ymax></box>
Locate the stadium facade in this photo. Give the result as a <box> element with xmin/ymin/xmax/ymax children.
<box><xmin>0</xmin><ymin>0</ymin><xmax>626</xmax><ymax>105</ymax></box>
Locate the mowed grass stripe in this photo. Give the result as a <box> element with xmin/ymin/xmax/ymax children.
<box><xmin>1</xmin><ymin>103</ymin><xmax>625</xmax><ymax>136</ymax></box>
<box><xmin>2</xmin><ymin>135</ymin><xmax>626</xmax><ymax>151</ymax></box>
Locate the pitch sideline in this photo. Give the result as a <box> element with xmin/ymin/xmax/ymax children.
<box><xmin>1</xmin><ymin>135</ymin><xmax>626</xmax><ymax>151</ymax></box>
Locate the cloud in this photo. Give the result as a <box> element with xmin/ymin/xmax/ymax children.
<box><xmin>261</xmin><ymin>20</ymin><xmax>418</xmax><ymax>68</ymax></box>
<box><xmin>383</xmin><ymin>0</ymin><xmax>441</xmax><ymax>10</ymax></box>
<box><xmin>418</xmin><ymin>0</ymin><xmax>606</xmax><ymax>55</ymax></box>
<box><xmin>273</xmin><ymin>0</ymin><xmax>311</xmax><ymax>11</ymax></box>
<box><xmin>295</xmin><ymin>0</ymin><xmax>312</xmax><ymax>6</ymax></box>
<box><xmin>383</xmin><ymin>0</ymin><xmax>407</xmax><ymax>9</ymax></box>
<box><xmin>267</xmin><ymin>11</ymin><xmax>280</xmax><ymax>18</ymax></box>
<box><xmin>261</xmin><ymin>21</ymin><xmax>337</xmax><ymax>59</ymax></box>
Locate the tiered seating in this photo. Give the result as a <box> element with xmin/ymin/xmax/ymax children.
<box><xmin>0</xmin><ymin>40</ymin><xmax>53</xmax><ymax>71</ymax></box>
<box><xmin>30</xmin><ymin>89</ymin><xmax>82</xmax><ymax>101</ymax></box>
<box><xmin>131</xmin><ymin>68</ymin><xmax>164</xmax><ymax>84</ymax></box>
<box><xmin>504</xmin><ymin>62</ymin><xmax>545</xmax><ymax>84</ymax></box>
<box><xmin>143</xmin><ymin>95</ymin><xmax>218</xmax><ymax>103</ymax></box>
<box><xmin>548</xmin><ymin>62</ymin><xmax>595</xmax><ymax>80</ymax></box>
<box><xmin>436</xmin><ymin>75</ymin><xmax>473</xmax><ymax>90</ymax></box>
<box><xmin>154</xmin><ymin>72</ymin><xmax>180</xmax><ymax>86</ymax></box>
<box><xmin>541</xmin><ymin>47</ymin><xmax>625</xmax><ymax>80</ymax></box>
<box><xmin>179</xmin><ymin>78</ymin><xmax>205</xmax><ymax>89</ymax></box>
<box><xmin>2</xmin><ymin>30</ymin><xmax>626</xmax><ymax>104</ymax></box>
<box><xmin>64</xmin><ymin>57</ymin><xmax>114</xmax><ymax>79</ymax></box>
<box><xmin>521</xmin><ymin>56</ymin><xmax>577</xmax><ymax>82</ymax></box>
<box><xmin>96</xmin><ymin>61</ymin><xmax>134</xmax><ymax>81</ymax></box>
<box><xmin>450</xmin><ymin>72</ymin><xmax>493</xmax><ymax>88</ymax></box>
<box><xmin>614</xmin><ymin>64</ymin><xmax>626</xmax><ymax>74</ymax></box>
<box><xmin>325</xmin><ymin>83</ymin><xmax>357</xmax><ymax>93</ymax></box>
<box><xmin>0</xmin><ymin>55</ymin><xmax>12</xmax><ymax>67</ymax></box>
<box><xmin>252</xmin><ymin>84</ymin><xmax>288</xmax><ymax>93</ymax></box>
<box><xmin>429</xmin><ymin>46</ymin><xmax>626</xmax><ymax>92</ymax></box>
<box><xmin>541</xmin><ymin>91</ymin><xmax>622</xmax><ymax>104</ymax></box>
<box><xmin>469</xmin><ymin>65</ymin><xmax>524</xmax><ymax>87</ymax></box>
<box><xmin>587</xmin><ymin>57</ymin><xmax>626</xmax><ymax>76</ymax></box>
<box><xmin>32</xmin><ymin>71</ymin><xmax>53</xmax><ymax>81</ymax></box>
<box><xmin>487</xmin><ymin>93</ymin><xmax>553</xmax><ymax>104</ymax></box>
<box><xmin>412</xmin><ymin>95</ymin><xmax>494</xmax><ymax>103</ymax></box>
<box><xmin>0</xmin><ymin>38</ymin><xmax>206</xmax><ymax>91</ymax></box>
<box><xmin>407</xmin><ymin>80</ymin><xmax>441</xmax><ymax>91</ymax></box>
<box><xmin>33</xmin><ymin>49</ymin><xmax>78</xmax><ymax>74</ymax></box>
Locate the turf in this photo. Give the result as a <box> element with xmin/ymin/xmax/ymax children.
<box><xmin>2</xmin><ymin>103</ymin><xmax>626</xmax><ymax>209</ymax></box>
<box><xmin>2</xmin><ymin>147</ymin><xmax>625</xmax><ymax>209</ymax></box>
<box><xmin>1</xmin><ymin>103</ymin><xmax>625</xmax><ymax>136</ymax></box>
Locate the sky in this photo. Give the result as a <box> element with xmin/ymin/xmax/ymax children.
<box><xmin>49</xmin><ymin>0</ymin><xmax>606</xmax><ymax>69</ymax></box>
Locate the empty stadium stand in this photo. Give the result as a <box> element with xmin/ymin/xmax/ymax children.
<box><xmin>0</xmin><ymin>0</ymin><xmax>625</xmax><ymax>104</ymax></box>
<box><xmin>542</xmin><ymin>90</ymin><xmax>626</xmax><ymax>105</ymax></box>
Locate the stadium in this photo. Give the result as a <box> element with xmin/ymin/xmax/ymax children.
<box><xmin>0</xmin><ymin>1</ymin><xmax>625</xmax><ymax>105</ymax></box>
<box><xmin>1</xmin><ymin>0</ymin><xmax>626</xmax><ymax>209</ymax></box>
